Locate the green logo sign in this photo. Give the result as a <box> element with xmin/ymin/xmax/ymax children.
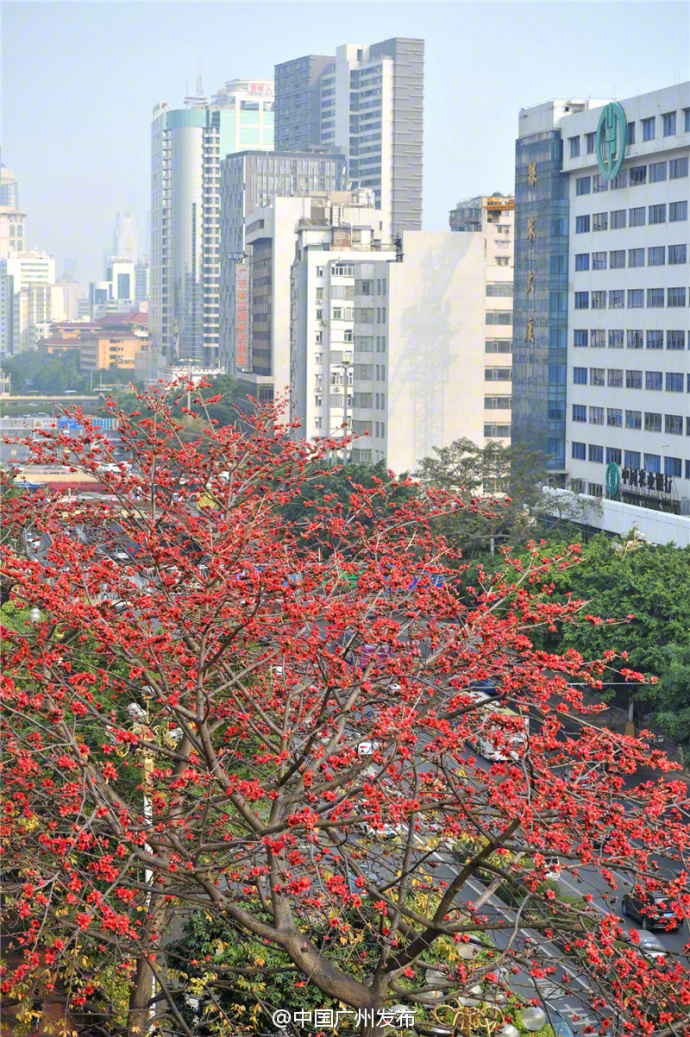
<box><xmin>606</xmin><ymin>461</ymin><xmax>621</xmax><ymax>497</ymax></box>
<box><xmin>596</xmin><ymin>102</ymin><xmax>626</xmax><ymax>181</ymax></box>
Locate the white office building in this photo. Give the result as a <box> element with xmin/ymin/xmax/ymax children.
<box><xmin>289</xmin><ymin>207</ymin><xmax>506</xmax><ymax>474</ymax></box>
<box><xmin>1</xmin><ymin>251</ymin><xmax>56</xmax><ymax>357</ymax></box>
<box><xmin>113</xmin><ymin>212</ymin><xmax>138</xmax><ymax>262</ymax></box>
<box><xmin>513</xmin><ymin>85</ymin><xmax>690</xmax><ymax>544</ymax></box>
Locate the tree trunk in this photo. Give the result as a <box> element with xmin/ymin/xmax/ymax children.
<box><xmin>128</xmin><ymin>953</ymin><xmax>154</xmax><ymax>1036</ymax></box>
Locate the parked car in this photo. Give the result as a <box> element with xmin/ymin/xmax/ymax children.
<box><xmin>621</xmin><ymin>888</ymin><xmax>680</xmax><ymax>930</ymax></box>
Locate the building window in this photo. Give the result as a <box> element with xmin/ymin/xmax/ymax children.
<box><xmin>486</xmin><ymin>283</ymin><xmax>513</xmax><ymax>297</ymax></box>
<box><xmin>592</xmin><ymin>251</ymin><xmax>607</xmax><ymax>270</ymax></box>
<box><xmin>648</xmin><ymin>204</ymin><xmax>666</xmax><ymax>225</ymax></box>
<box><xmin>625</xmin><ymin>450</ymin><xmax>641</xmax><ymax>468</ymax></box>
<box><xmin>644</xmin><ymin>412</ymin><xmax>662</xmax><ymax>432</ymax></box>
<box><xmin>606</xmin><ymin>447</ymin><xmax>623</xmax><ymax>465</ymax></box>
<box><xmin>627</xmin><ymin>289</ymin><xmax>644</xmax><ymax>308</ymax></box>
<box><xmin>610</xmin><ymin>249</ymin><xmax>625</xmax><ymax>268</ymax></box>
<box><xmin>647</xmin><ymin>246</ymin><xmax>665</xmax><ymax>266</ymax></box>
<box><xmin>607</xmin><ymin>408</ymin><xmax>623</xmax><ymax>427</ymax></box>
<box><xmin>589</xmin><ymin>406</ymin><xmax>604</xmax><ymax>424</ymax></box>
<box><xmin>575</xmin><ymin>215</ymin><xmax>590</xmax><ymax>233</ymax></box>
<box><xmin>588</xmin><ymin>482</ymin><xmax>604</xmax><ymax>497</ymax></box>
<box><xmin>574</xmin><ymin>292</ymin><xmax>589</xmax><ymax>309</ymax></box>
<box><xmin>642</xmin><ymin>118</ymin><xmax>655</xmax><ymax>141</ymax></box>
<box><xmin>589</xmin><ymin>444</ymin><xmax>604</xmax><ymax>463</ymax></box>
<box><xmin>585</xmin><ymin>131</ymin><xmax>597</xmax><ymax>154</ymax></box>
<box><xmin>649</xmin><ymin>161</ymin><xmax>667</xmax><ymax>182</ymax></box>
<box><xmin>630</xmin><ymin>165</ymin><xmax>647</xmax><ymax>185</ymax></box>
<box><xmin>626</xmin><ymin>370</ymin><xmax>643</xmax><ymax>389</ymax></box>
<box><xmin>609</xmin><ymin>290</ymin><xmax>624</xmax><ymax>309</ymax></box>
<box><xmin>666</xmin><ymin>372</ymin><xmax>684</xmax><ymax>392</ymax></box>
<box><xmin>592</xmin><ymin>212</ymin><xmax>608</xmax><ymax>231</ymax></box>
<box><xmin>316</xmin><ymin>266</ymin><xmax>324</xmax><ymax>277</ymax></box>
<box><xmin>484</xmin><ymin>424</ymin><xmax>511</xmax><ymax>438</ymax></box>
<box><xmin>607</xmin><ymin>368</ymin><xmax>623</xmax><ymax>387</ymax></box>
<box><xmin>591</xmin><ymin>330</ymin><xmax>606</xmax><ymax>348</ymax></box>
<box><xmin>647</xmin><ymin>288</ymin><xmax>665</xmax><ymax>308</ymax></box>
<box><xmin>629</xmin><ymin>206</ymin><xmax>646</xmax><ymax>227</ymax></box>
<box><xmin>485</xmin><ymin>339</ymin><xmax>512</xmax><ymax>353</ymax></box>
<box><xmin>668</xmin><ymin>287</ymin><xmax>687</xmax><ymax>307</ymax></box>
<box><xmin>669</xmin><ymin>200</ymin><xmax>688</xmax><ymax>222</ymax></box>
<box><xmin>669</xmin><ymin>244</ymin><xmax>687</xmax><ymax>264</ymax></box>
<box><xmin>646</xmin><ymin>330</ymin><xmax>663</xmax><ymax>350</ymax></box>
<box><xmin>592</xmin><ymin>173</ymin><xmax>608</xmax><ymax>192</ymax></box>
<box><xmin>626</xmin><ymin>122</ymin><xmax>636</xmax><ymax>144</ymax></box>
<box><xmin>592</xmin><ymin>291</ymin><xmax>607</xmax><ymax>309</ymax></box>
<box><xmin>625</xmin><ymin>410</ymin><xmax>642</xmax><ymax>429</ymax></box>
<box><xmin>573</xmin><ymin>367</ymin><xmax>588</xmax><ymax>385</ymax></box>
<box><xmin>486</xmin><ymin>312</ymin><xmax>512</xmax><ymax>324</ymax></box>
<box><xmin>686</xmin><ymin>108</ymin><xmax>690</xmax><ymax>131</ymax></box>
<box><xmin>609</xmin><ymin>329</ymin><xmax>624</xmax><ymax>348</ymax></box>
<box><xmin>485</xmin><ymin>367</ymin><xmax>512</xmax><ymax>381</ymax></box>
<box><xmin>670</xmin><ymin>157</ymin><xmax>688</xmax><ymax>179</ymax></box>
<box><xmin>573</xmin><ymin>329</ymin><xmax>588</xmax><ymax>348</ymax></box>
<box><xmin>576</xmin><ymin>176</ymin><xmax>591</xmax><ymax>195</ymax></box>
<box><xmin>314</xmin><ymin>417</ymin><xmax>322</xmax><ymax>430</ymax></box>
<box><xmin>610</xmin><ymin>209</ymin><xmax>626</xmax><ymax>229</ymax></box>
<box><xmin>569</xmin><ymin>136</ymin><xmax>581</xmax><ymax>158</ymax></box>
<box><xmin>572</xmin><ymin>404</ymin><xmax>587</xmax><ymax>422</ymax></box>
<box><xmin>590</xmin><ymin>367</ymin><xmax>605</xmax><ymax>386</ymax></box>
<box><xmin>644</xmin><ymin>453</ymin><xmax>661</xmax><ymax>473</ymax></box>
<box><xmin>316</xmin><ymin>309</ymin><xmax>323</xmax><ymax>320</ymax></box>
<box><xmin>575</xmin><ymin>253</ymin><xmax>590</xmax><ymax>271</ymax></box>
<box><xmin>665</xmin><ymin>456</ymin><xmax>682</xmax><ymax>478</ymax></box>
<box><xmin>665</xmin><ymin>414</ymin><xmax>683</xmax><ymax>435</ymax></box>
<box><xmin>662</xmin><ymin>111</ymin><xmax>677</xmax><ymax>136</ymax></box>
<box><xmin>572</xmin><ymin>441</ymin><xmax>586</xmax><ymax>459</ymax></box>
<box><xmin>667</xmin><ymin>330</ymin><xmax>686</xmax><ymax>350</ymax></box>
<box><xmin>645</xmin><ymin>371</ymin><xmax>663</xmax><ymax>391</ymax></box>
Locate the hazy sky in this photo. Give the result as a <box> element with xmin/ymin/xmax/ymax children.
<box><xmin>3</xmin><ymin>1</ymin><xmax>689</xmax><ymax>282</ymax></box>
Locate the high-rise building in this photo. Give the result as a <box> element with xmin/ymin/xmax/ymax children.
<box><xmin>274</xmin><ymin>56</ymin><xmax>334</xmax><ymax>152</ymax></box>
<box><xmin>105</xmin><ymin>257</ymin><xmax>136</xmax><ymax>303</ymax></box>
<box><xmin>275</xmin><ymin>38</ymin><xmax>424</xmax><ymax>238</ymax></box>
<box><xmin>0</xmin><ymin>251</ymin><xmax>57</xmax><ymax>356</ymax></box>
<box><xmin>449</xmin><ymin>194</ymin><xmax>515</xmax><ymax>448</ymax></box>
<box><xmin>0</xmin><ymin>207</ymin><xmax>26</xmax><ymax>260</ymax></box>
<box><xmin>113</xmin><ymin>212</ymin><xmax>138</xmax><ymax>262</ymax></box>
<box><xmin>1</xmin><ymin>164</ymin><xmax>19</xmax><ymax>209</ymax></box>
<box><xmin>513</xmin><ymin>83</ymin><xmax>690</xmax><ymax>544</ymax></box>
<box><xmin>150</xmin><ymin>79</ymin><xmax>275</xmax><ymax>364</ymax></box>
<box><xmin>1</xmin><ymin>164</ymin><xmax>26</xmax><ymax>261</ymax></box>
<box><xmin>135</xmin><ymin>260</ymin><xmax>150</xmax><ymax>305</ymax></box>
<box><xmin>289</xmin><ymin>207</ymin><xmax>496</xmax><ymax>473</ymax></box>
<box><xmin>218</xmin><ymin>148</ymin><xmax>346</xmax><ymax>373</ymax></box>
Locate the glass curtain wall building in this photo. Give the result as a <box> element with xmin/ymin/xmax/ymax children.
<box><xmin>219</xmin><ymin>150</ymin><xmax>346</xmax><ymax>374</ymax></box>
<box><xmin>513</xmin><ymin>102</ymin><xmax>588</xmax><ymax>480</ymax></box>
<box><xmin>150</xmin><ymin>80</ymin><xmax>274</xmax><ymax>364</ymax></box>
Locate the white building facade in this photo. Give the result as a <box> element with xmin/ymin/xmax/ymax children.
<box><xmin>290</xmin><ymin>216</ymin><xmax>509</xmax><ymax>474</ymax></box>
<box><xmin>514</xmin><ymin>84</ymin><xmax>689</xmax><ymax>545</ymax></box>
<box><xmin>0</xmin><ymin>251</ymin><xmax>56</xmax><ymax>357</ymax></box>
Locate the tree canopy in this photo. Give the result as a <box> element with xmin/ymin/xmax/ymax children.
<box><xmin>1</xmin><ymin>385</ymin><xmax>689</xmax><ymax>1037</ymax></box>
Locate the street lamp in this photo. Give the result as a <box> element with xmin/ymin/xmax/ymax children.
<box><xmin>520</xmin><ymin>1006</ymin><xmax>548</xmax><ymax>1031</ymax></box>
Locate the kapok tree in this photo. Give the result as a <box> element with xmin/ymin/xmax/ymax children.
<box><xmin>1</xmin><ymin>384</ymin><xmax>689</xmax><ymax>1037</ymax></box>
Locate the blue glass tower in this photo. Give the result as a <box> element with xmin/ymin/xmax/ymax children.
<box><xmin>512</xmin><ymin>128</ymin><xmax>570</xmax><ymax>481</ymax></box>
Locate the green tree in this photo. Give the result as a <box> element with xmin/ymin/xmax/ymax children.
<box><xmin>414</xmin><ymin>438</ymin><xmax>586</xmax><ymax>557</ymax></box>
<box><xmin>538</xmin><ymin>532</ymin><xmax>690</xmax><ymax>744</ymax></box>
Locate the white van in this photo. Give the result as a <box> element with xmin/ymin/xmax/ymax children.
<box><xmin>469</xmin><ymin>703</ymin><xmax>529</xmax><ymax>762</ymax></box>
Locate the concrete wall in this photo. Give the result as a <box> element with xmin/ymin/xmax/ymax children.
<box><xmin>548</xmin><ymin>487</ymin><xmax>690</xmax><ymax>546</ymax></box>
<box><xmin>386</xmin><ymin>231</ymin><xmax>486</xmax><ymax>474</ymax></box>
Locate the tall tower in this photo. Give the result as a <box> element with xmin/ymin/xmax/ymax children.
<box><xmin>0</xmin><ymin>164</ymin><xmax>19</xmax><ymax>209</ymax></box>
<box><xmin>113</xmin><ymin>212</ymin><xmax>138</xmax><ymax>261</ymax></box>
<box><xmin>275</xmin><ymin>38</ymin><xmax>424</xmax><ymax>238</ymax></box>
<box><xmin>150</xmin><ymin>78</ymin><xmax>275</xmax><ymax>364</ymax></box>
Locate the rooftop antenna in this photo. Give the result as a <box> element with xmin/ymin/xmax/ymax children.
<box><xmin>184</xmin><ymin>66</ymin><xmax>207</xmax><ymax>108</ymax></box>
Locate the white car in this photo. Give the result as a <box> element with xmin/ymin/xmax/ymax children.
<box><xmin>358</xmin><ymin>740</ymin><xmax>382</xmax><ymax>756</ymax></box>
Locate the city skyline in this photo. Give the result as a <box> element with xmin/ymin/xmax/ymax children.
<box><xmin>3</xmin><ymin>1</ymin><xmax>688</xmax><ymax>281</ymax></box>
